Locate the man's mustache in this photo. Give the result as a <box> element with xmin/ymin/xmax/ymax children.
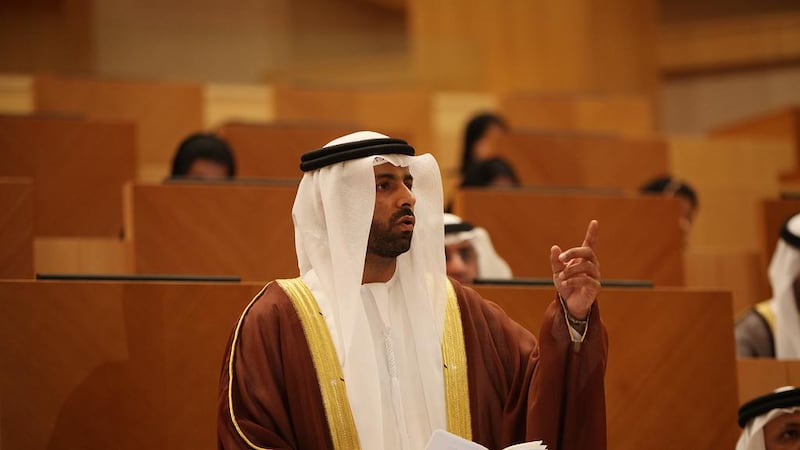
<box><xmin>390</xmin><ymin>208</ymin><xmax>415</xmax><ymax>222</ymax></box>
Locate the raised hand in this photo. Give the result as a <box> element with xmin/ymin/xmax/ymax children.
<box><xmin>549</xmin><ymin>220</ymin><xmax>600</xmax><ymax>320</ymax></box>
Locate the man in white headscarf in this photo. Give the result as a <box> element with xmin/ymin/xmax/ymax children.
<box><xmin>217</xmin><ymin>132</ymin><xmax>608</xmax><ymax>450</ymax></box>
<box><xmin>444</xmin><ymin>213</ymin><xmax>512</xmax><ymax>284</ymax></box>
<box><xmin>737</xmin><ymin>386</ymin><xmax>800</xmax><ymax>450</ymax></box>
<box><xmin>736</xmin><ymin>213</ymin><xmax>800</xmax><ymax>358</ymax></box>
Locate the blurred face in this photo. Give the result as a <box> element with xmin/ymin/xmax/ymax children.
<box><xmin>367</xmin><ymin>163</ymin><xmax>416</xmax><ymax>258</ymax></box>
<box><xmin>187</xmin><ymin>158</ymin><xmax>229</xmax><ymax>179</ymax></box>
<box><xmin>473</xmin><ymin>123</ymin><xmax>505</xmax><ymax>161</ymax></box>
<box><xmin>764</xmin><ymin>411</ymin><xmax>800</xmax><ymax>450</ymax></box>
<box><xmin>445</xmin><ymin>240</ymin><xmax>479</xmax><ymax>284</ymax></box>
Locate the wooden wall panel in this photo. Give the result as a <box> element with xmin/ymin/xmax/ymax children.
<box><xmin>0</xmin><ymin>178</ymin><xmax>34</xmax><ymax>278</ymax></box>
<box><xmin>477</xmin><ymin>285</ymin><xmax>739</xmax><ymax>450</ymax></box>
<box><xmin>0</xmin><ymin>281</ymin><xmax>737</xmax><ymax>450</ymax></box>
<box><xmin>710</xmin><ymin>107</ymin><xmax>800</xmax><ymax>159</ymax></box>
<box><xmin>0</xmin><ymin>115</ymin><xmax>135</xmax><ymax>237</ymax></box>
<box><xmin>453</xmin><ymin>190</ymin><xmax>685</xmax><ymax>286</ymax></box>
<box><xmin>218</xmin><ymin>122</ymin><xmax>359</xmax><ymax>179</ymax></box>
<box><xmin>128</xmin><ymin>183</ymin><xmax>298</xmax><ymax>282</ymax></box>
<box><xmin>498</xmin><ymin>131</ymin><xmax>668</xmax><ymax>190</ymax></box>
<box><xmin>33</xmin><ymin>75</ymin><xmax>204</xmax><ymax>181</ymax></box>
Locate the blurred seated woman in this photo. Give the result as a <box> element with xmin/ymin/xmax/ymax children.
<box><xmin>170</xmin><ymin>133</ymin><xmax>236</xmax><ymax>180</ymax></box>
<box><xmin>459</xmin><ymin>112</ymin><xmax>520</xmax><ymax>188</ymax></box>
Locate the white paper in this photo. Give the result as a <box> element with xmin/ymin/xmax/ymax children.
<box><xmin>425</xmin><ymin>429</ymin><xmax>547</xmax><ymax>450</ymax></box>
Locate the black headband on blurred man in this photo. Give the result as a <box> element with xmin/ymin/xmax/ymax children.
<box><xmin>738</xmin><ymin>387</ymin><xmax>800</xmax><ymax>427</ymax></box>
<box><xmin>780</xmin><ymin>214</ymin><xmax>800</xmax><ymax>250</ymax></box>
<box><xmin>299</xmin><ymin>137</ymin><xmax>415</xmax><ymax>172</ymax></box>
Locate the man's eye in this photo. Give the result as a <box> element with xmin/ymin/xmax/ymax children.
<box><xmin>377</xmin><ymin>182</ymin><xmax>389</xmax><ymax>191</ymax></box>
<box><xmin>780</xmin><ymin>429</ymin><xmax>800</xmax><ymax>440</ymax></box>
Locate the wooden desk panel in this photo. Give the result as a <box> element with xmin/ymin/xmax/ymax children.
<box><xmin>272</xmin><ymin>85</ymin><xmax>432</xmax><ymax>157</ymax></box>
<box><xmin>736</xmin><ymin>359</ymin><xmax>800</xmax><ymax>406</ymax></box>
<box><xmin>498</xmin><ymin>131</ymin><xmax>668</xmax><ymax>190</ymax></box>
<box><xmin>128</xmin><ymin>183</ymin><xmax>298</xmax><ymax>282</ymax></box>
<box><xmin>218</xmin><ymin>122</ymin><xmax>360</xmax><ymax>179</ymax></box>
<box><xmin>762</xmin><ymin>198</ymin><xmax>800</xmax><ymax>267</ymax></box>
<box><xmin>454</xmin><ymin>189</ymin><xmax>685</xmax><ymax>286</ymax></box>
<box><xmin>499</xmin><ymin>94</ymin><xmax>655</xmax><ymax>137</ymax></box>
<box><xmin>0</xmin><ymin>115</ymin><xmax>136</xmax><ymax>237</ymax></box>
<box><xmin>669</xmin><ymin>137</ymin><xmax>795</xmax><ymax>253</ymax></box>
<box><xmin>34</xmin><ymin>75</ymin><xmax>204</xmax><ymax>181</ymax></box>
<box><xmin>476</xmin><ymin>285</ymin><xmax>739</xmax><ymax>450</ymax></box>
<box><xmin>710</xmin><ymin>107</ymin><xmax>800</xmax><ymax>156</ymax></box>
<box><xmin>0</xmin><ymin>281</ymin><xmax>737</xmax><ymax>450</ymax></box>
<box><xmin>0</xmin><ymin>178</ymin><xmax>34</xmax><ymax>278</ymax></box>
<box><xmin>0</xmin><ymin>280</ymin><xmax>261</xmax><ymax>450</ymax></box>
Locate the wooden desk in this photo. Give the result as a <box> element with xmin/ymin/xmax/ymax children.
<box><xmin>453</xmin><ymin>189</ymin><xmax>685</xmax><ymax>286</ymax></box>
<box><xmin>218</xmin><ymin>122</ymin><xmax>360</xmax><ymax>179</ymax></box>
<box><xmin>126</xmin><ymin>182</ymin><xmax>298</xmax><ymax>282</ymax></box>
<box><xmin>0</xmin><ymin>115</ymin><xmax>136</xmax><ymax>237</ymax></box>
<box><xmin>498</xmin><ymin>131</ymin><xmax>668</xmax><ymax>190</ymax></box>
<box><xmin>0</xmin><ymin>178</ymin><xmax>34</xmax><ymax>278</ymax></box>
<box><xmin>0</xmin><ymin>281</ymin><xmax>738</xmax><ymax>450</ymax></box>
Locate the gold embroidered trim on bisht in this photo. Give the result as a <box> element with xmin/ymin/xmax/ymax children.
<box><xmin>277</xmin><ymin>278</ymin><xmax>360</xmax><ymax>450</ymax></box>
<box><xmin>442</xmin><ymin>279</ymin><xmax>472</xmax><ymax>440</ymax></box>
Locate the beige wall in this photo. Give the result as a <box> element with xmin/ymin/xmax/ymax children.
<box><xmin>660</xmin><ymin>64</ymin><xmax>800</xmax><ymax>134</ymax></box>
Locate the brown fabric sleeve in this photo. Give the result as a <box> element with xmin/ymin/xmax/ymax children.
<box><xmin>455</xmin><ymin>281</ymin><xmax>607</xmax><ymax>450</ymax></box>
<box><xmin>217</xmin><ymin>283</ymin><xmax>335</xmax><ymax>450</ymax></box>
<box><xmin>528</xmin><ymin>299</ymin><xmax>608</xmax><ymax>450</ymax></box>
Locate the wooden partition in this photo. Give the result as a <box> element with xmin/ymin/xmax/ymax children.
<box><xmin>477</xmin><ymin>285</ymin><xmax>739</xmax><ymax>450</ymax></box>
<box><xmin>0</xmin><ymin>115</ymin><xmax>136</xmax><ymax>237</ymax></box>
<box><xmin>762</xmin><ymin>198</ymin><xmax>800</xmax><ymax>266</ymax></box>
<box><xmin>737</xmin><ymin>359</ymin><xmax>800</xmax><ymax>407</ymax></box>
<box><xmin>272</xmin><ymin>85</ymin><xmax>432</xmax><ymax>155</ymax></box>
<box><xmin>669</xmin><ymin>137</ymin><xmax>795</xmax><ymax>253</ymax></box>
<box><xmin>218</xmin><ymin>122</ymin><xmax>359</xmax><ymax>179</ymax></box>
<box><xmin>0</xmin><ymin>280</ymin><xmax>263</xmax><ymax>450</ymax></box>
<box><xmin>0</xmin><ymin>178</ymin><xmax>34</xmax><ymax>278</ymax></box>
<box><xmin>710</xmin><ymin>107</ymin><xmax>800</xmax><ymax>157</ymax></box>
<box><xmin>126</xmin><ymin>182</ymin><xmax>298</xmax><ymax>282</ymax></box>
<box><xmin>453</xmin><ymin>189</ymin><xmax>685</xmax><ymax>285</ymax></box>
<box><xmin>499</xmin><ymin>94</ymin><xmax>655</xmax><ymax>137</ymax></box>
<box><xmin>0</xmin><ymin>280</ymin><xmax>737</xmax><ymax>450</ymax></box>
<box><xmin>498</xmin><ymin>131</ymin><xmax>669</xmax><ymax>190</ymax></box>
<box><xmin>33</xmin><ymin>75</ymin><xmax>204</xmax><ymax>181</ymax></box>
<box><xmin>684</xmin><ymin>249</ymin><xmax>770</xmax><ymax>315</ymax></box>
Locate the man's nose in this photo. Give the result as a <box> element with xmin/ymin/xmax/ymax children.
<box><xmin>447</xmin><ymin>254</ymin><xmax>466</xmax><ymax>273</ymax></box>
<box><xmin>397</xmin><ymin>184</ymin><xmax>416</xmax><ymax>208</ymax></box>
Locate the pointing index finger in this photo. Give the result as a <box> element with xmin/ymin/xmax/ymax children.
<box><xmin>582</xmin><ymin>220</ymin><xmax>599</xmax><ymax>249</ymax></box>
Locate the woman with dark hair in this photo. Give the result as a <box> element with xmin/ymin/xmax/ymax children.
<box><xmin>459</xmin><ymin>113</ymin><xmax>520</xmax><ymax>188</ymax></box>
<box><xmin>170</xmin><ymin>133</ymin><xmax>237</xmax><ymax>180</ymax></box>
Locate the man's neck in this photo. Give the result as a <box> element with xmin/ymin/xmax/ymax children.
<box><xmin>362</xmin><ymin>254</ymin><xmax>397</xmax><ymax>284</ymax></box>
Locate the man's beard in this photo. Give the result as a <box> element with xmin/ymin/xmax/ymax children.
<box><xmin>367</xmin><ymin>208</ymin><xmax>414</xmax><ymax>258</ymax></box>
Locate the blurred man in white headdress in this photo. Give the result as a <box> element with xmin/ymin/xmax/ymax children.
<box><xmin>444</xmin><ymin>213</ymin><xmax>512</xmax><ymax>285</ymax></box>
<box><xmin>737</xmin><ymin>386</ymin><xmax>800</xmax><ymax>450</ymax></box>
<box><xmin>217</xmin><ymin>131</ymin><xmax>608</xmax><ymax>450</ymax></box>
<box><xmin>736</xmin><ymin>213</ymin><xmax>800</xmax><ymax>358</ymax></box>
